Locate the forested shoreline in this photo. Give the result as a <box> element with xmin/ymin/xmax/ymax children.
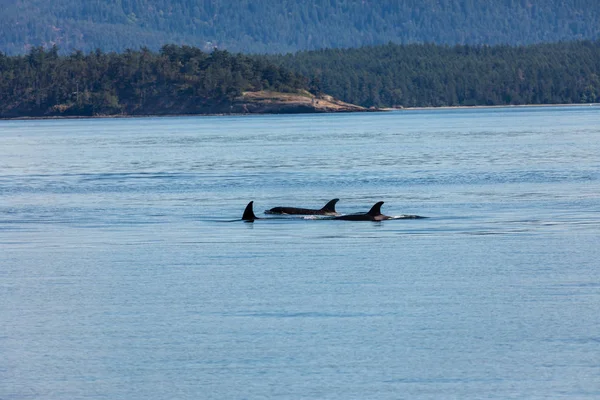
<box><xmin>271</xmin><ymin>41</ymin><xmax>600</xmax><ymax>108</ymax></box>
<box><xmin>0</xmin><ymin>46</ymin><xmax>307</xmax><ymax>118</ymax></box>
<box><xmin>1</xmin><ymin>41</ymin><xmax>599</xmax><ymax>118</ymax></box>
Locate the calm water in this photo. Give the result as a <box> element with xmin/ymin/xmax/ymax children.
<box><xmin>1</xmin><ymin>107</ymin><xmax>599</xmax><ymax>399</ymax></box>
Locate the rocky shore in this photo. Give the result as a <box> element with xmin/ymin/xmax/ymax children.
<box><xmin>1</xmin><ymin>90</ymin><xmax>370</xmax><ymax>119</ymax></box>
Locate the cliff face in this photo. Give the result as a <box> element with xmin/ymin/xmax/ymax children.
<box><xmin>232</xmin><ymin>91</ymin><xmax>367</xmax><ymax>114</ymax></box>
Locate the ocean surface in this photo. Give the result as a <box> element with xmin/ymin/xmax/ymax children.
<box><xmin>1</xmin><ymin>106</ymin><xmax>599</xmax><ymax>399</ymax></box>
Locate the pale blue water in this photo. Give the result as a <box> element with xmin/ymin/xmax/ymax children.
<box><xmin>1</xmin><ymin>107</ymin><xmax>599</xmax><ymax>399</ymax></box>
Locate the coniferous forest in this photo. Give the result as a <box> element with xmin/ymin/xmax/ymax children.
<box><xmin>272</xmin><ymin>41</ymin><xmax>600</xmax><ymax>108</ymax></box>
<box><xmin>1</xmin><ymin>41</ymin><xmax>599</xmax><ymax>118</ymax></box>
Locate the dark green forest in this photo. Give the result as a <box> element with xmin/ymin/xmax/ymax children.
<box><xmin>1</xmin><ymin>0</ymin><xmax>599</xmax><ymax>55</ymax></box>
<box><xmin>271</xmin><ymin>41</ymin><xmax>600</xmax><ymax>107</ymax></box>
<box><xmin>0</xmin><ymin>46</ymin><xmax>306</xmax><ymax>117</ymax></box>
<box><xmin>1</xmin><ymin>41</ymin><xmax>599</xmax><ymax>118</ymax></box>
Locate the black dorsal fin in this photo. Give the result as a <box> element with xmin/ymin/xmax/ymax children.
<box><xmin>242</xmin><ymin>201</ymin><xmax>257</xmax><ymax>221</ymax></box>
<box><xmin>321</xmin><ymin>198</ymin><xmax>339</xmax><ymax>212</ymax></box>
<box><xmin>367</xmin><ymin>201</ymin><xmax>384</xmax><ymax>216</ymax></box>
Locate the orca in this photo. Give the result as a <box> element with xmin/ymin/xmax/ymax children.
<box><xmin>242</xmin><ymin>200</ymin><xmax>424</xmax><ymax>222</ymax></box>
<box><xmin>333</xmin><ymin>201</ymin><xmax>426</xmax><ymax>221</ymax></box>
<box><xmin>264</xmin><ymin>198</ymin><xmax>340</xmax><ymax>216</ymax></box>
<box><xmin>242</xmin><ymin>201</ymin><xmax>259</xmax><ymax>222</ymax></box>
<box><xmin>334</xmin><ymin>201</ymin><xmax>391</xmax><ymax>221</ymax></box>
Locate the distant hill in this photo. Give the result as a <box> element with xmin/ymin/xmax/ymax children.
<box><xmin>1</xmin><ymin>0</ymin><xmax>600</xmax><ymax>54</ymax></box>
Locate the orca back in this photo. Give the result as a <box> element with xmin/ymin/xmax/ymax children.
<box><xmin>265</xmin><ymin>198</ymin><xmax>339</xmax><ymax>215</ymax></box>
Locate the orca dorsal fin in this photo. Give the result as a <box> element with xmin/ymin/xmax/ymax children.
<box><xmin>367</xmin><ymin>201</ymin><xmax>384</xmax><ymax>216</ymax></box>
<box><xmin>321</xmin><ymin>198</ymin><xmax>339</xmax><ymax>213</ymax></box>
<box><xmin>242</xmin><ymin>201</ymin><xmax>257</xmax><ymax>221</ymax></box>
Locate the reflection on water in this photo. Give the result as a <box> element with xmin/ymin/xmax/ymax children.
<box><xmin>1</xmin><ymin>106</ymin><xmax>600</xmax><ymax>400</ymax></box>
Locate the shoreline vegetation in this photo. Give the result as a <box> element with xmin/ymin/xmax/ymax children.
<box><xmin>1</xmin><ymin>41</ymin><xmax>599</xmax><ymax>119</ymax></box>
